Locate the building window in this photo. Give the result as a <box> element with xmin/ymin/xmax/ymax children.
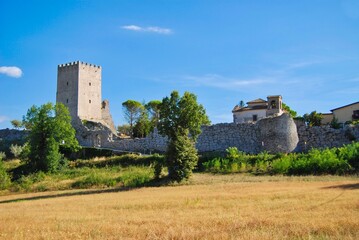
<box><xmin>66</xmin><ymin>99</ymin><xmax>68</xmax><ymax>103</ymax></box>
<box><xmin>89</xmin><ymin>82</ymin><xmax>91</xmax><ymax>86</ymax></box>
<box><xmin>89</xmin><ymin>100</ymin><xmax>91</xmax><ymax>103</ymax></box>
<box><xmin>253</xmin><ymin>115</ymin><xmax>258</xmax><ymax>121</ymax></box>
<box><xmin>270</xmin><ymin>100</ymin><xmax>276</xmax><ymax>109</ymax></box>
<box><xmin>66</xmin><ymin>82</ymin><xmax>68</xmax><ymax>86</ymax></box>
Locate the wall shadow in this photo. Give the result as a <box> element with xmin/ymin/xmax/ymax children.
<box><xmin>322</xmin><ymin>183</ymin><xmax>359</xmax><ymax>190</ymax></box>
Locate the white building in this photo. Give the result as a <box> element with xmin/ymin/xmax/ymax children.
<box><xmin>232</xmin><ymin>95</ymin><xmax>283</xmax><ymax>123</ymax></box>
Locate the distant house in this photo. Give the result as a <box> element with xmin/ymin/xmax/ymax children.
<box><xmin>330</xmin><ymin>101</ymin><xmax>359</xmax><ymax>124</ymax></box>
<box><xmin>232</xmin><ymin>95</ymin><xmax>283</xmax><ymax>123</ymax></box>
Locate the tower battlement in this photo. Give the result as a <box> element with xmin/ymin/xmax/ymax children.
<box><xmin>58</xmin><ymin>61</ymin><xmax>101</xmax><ymax>69</ymax></box>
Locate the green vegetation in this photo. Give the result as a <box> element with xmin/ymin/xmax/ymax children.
<box><xmin>21</xmin><ymin>103</ymin><xmax>79</xmax><ymax>172</ymax></box>
<box><xmin>0</xmin><ymin>141</ymin><xmax>358</xmax><ymax>194</ymax></box>
<box><xmin>122</xmin><ymin>100</ymin><xmax>144</xmax><ymax>138</ymax></box>
<box><xmin>202</xmin><ymin>142</ymin><xmax>359</xmax><ymax>175</ymax></box>
<box><xmin>0</xmin><ymin>154</ymin><xmax>163</xmax><ymax>193</ymax></box>
<box><xmin>121</xmin><ymin>99</ymin><xmax>162</xmax><ymax>138</ymax></box>
<box><xmin>9</xmin><ymin>144</ymin><xmax>24</xmax><ymax>158</ymax></box>
<box><xmin>303</xmin><ymin>111</ymin><xmax>323</xmax><ymax>126</ymax></box>
<box><xmin>0</xmin><ymin>155</ymin><xmax>11</xmax><ymax>190</ymax></box>
<box><xmin>282</xmin><ymin>102</ymin><xmax>297</xmax><ymax>118</ymax></box>
<box><xmin>145</xmin><ymin>100</ymin><xmax>161</xmax><ymax>128</ymax></box>
<box><xmin>10</xmin><ymin>119</ymin><xmax>23</xmax><ymax>129</ymax></box>
<box><xmin>159</xmin><ymin>91</ymin><xmax>210</xmax><ymax>182</ymax></box>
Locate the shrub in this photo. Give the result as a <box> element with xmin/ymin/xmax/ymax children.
<box><xmin>120</xmin><ymin>167</ymin><xmax>153</xmax><ymax>187</ymax></box>
<box><xmin>166</xmin><ymin>135</ymin><xmax>198</xmax><ymax>182</ymax></box>
<box><xmin>338</xmin><ymin>142</ymin><xmax>359</xmax><ymax>172</ymax></box>
<box><xmin>271</xmin><ymin>154</ymin><xmax>294</xmax><ymax>174</ymax></box>
<box><xmin>289</xmin><ymin>148</ymin><xmax>350</xmax><ymax>175</ymax></box>
<box><xmin>72</xmin><ymin>170</ymin><xmax>117</xmax><ymax>188</ymax></box>
<box><xmin>0</xmin><ymin>152</ymin><xmax>6</xmax><ymax>160</ymax></box>
<box><xmin>10</xmin><ymin>144</ymin><xmax>24</xmax><ymax>158</ymax></box>
<box><xmin>0</xmin><ymin>158</ymin><xmax>11</xmax><ymax>190</ymax></box>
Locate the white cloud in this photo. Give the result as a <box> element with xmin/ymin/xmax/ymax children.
<box><xmin>0</xmin><ymin>66</ymin><xmax>23</xmax><ymax>78</ymax></box>
<box><xmin>0</xmin><ymin>115</ymin><xmax>9</xmax><ymax>123</ymax></box>
<box><xmin>184</xmin><ymin>74</ymin><xmax>273</xmax><ymax>90</ymax></box>
<box><xmin>121</xmin><ymin>25</ymin><xmax>173</xmax><ymax>34</ymax></box>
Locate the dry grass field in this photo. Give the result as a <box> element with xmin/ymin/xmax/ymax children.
<box><xmin>0</xmin><ymin>174</ymin><xmax>358</xmax><ymax>239</ymax></box>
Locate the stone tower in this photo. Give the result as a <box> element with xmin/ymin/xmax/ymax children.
<box><xmin>56</xmin><ymin>61</ymin><xmax>102</xmax><ymax>122</ymax></box>
<box><xmin>266</xmin><ymin>95</ymin><xmax>283</xmax><ymax>117</ymax></box>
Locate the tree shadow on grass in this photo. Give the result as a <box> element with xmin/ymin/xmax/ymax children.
<box><xmin>322</xmin><ymin>183</ymin><xmax>359</xmax><ymax>190</ymax></box>
<box><xmin>0</xmin><ymin>176</ymin><xmax>174</xmax><ymax>205</ymax></box>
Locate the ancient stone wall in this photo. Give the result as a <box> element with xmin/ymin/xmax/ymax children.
<box><xmin>102</xmin><ymin>114</ymin><xmax>299</xmax><ymax>154</ymax></box>
<box><xmin>295</xmin><ymin>123</ymin><xmax>359</xmax><ymax>152</ymax></box>
<box><xmin>101</xmin><ymin>100</ymin><xmax>116</xmax><ymax>134</ymax></box>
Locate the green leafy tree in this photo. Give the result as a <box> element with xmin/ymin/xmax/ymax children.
<box><xmin>282</xmin><ymin>103</ymin><xmax>297</xmax><ymax>118</ymax></box>
<box><xmin>24</xmin><ymin>103</ymin><xmax>79</xmax><ymax>172</ymax></box>
<box><xmin>133</xmin><ymin>108</ymin><xmax>152</xmax><ymax>138</ymax></box>
<box><xmin>158</xmin><ymin>91</ymin><xmax>210</xmax><ymax>181</ymax></box>
<box><xmin>10</xmin><ymin>119</ymin><xmax>23</xmax><ymax>129</ymax></box>
<box><xmin>303</xmin><ymin>111</ymin><xmax>323</xmax><ymax>127</ymax></box>
<box><xmin>145</xmin><ymin>100</ymin><xmax>162</xmax><ymax>128</ymax></box>
<box><xmin>122</xmin><ymin>100</ymin><xmax>144</xmax><ymax>138</ymax></box>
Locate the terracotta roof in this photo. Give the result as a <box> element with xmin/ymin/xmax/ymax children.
<box><xmin>330</xmin><ymin>101</ymin><xmax>359</xmax><ymax>112</ymax></box>
<box><xmin>232</xmin><ymin>105</ymin><xmax>267</xmax><ymax>113</ymax></box>
<box><xmin>246</xmin><ymin>98</ymin><xmax>267</xmax><ymax>104</ymax></box>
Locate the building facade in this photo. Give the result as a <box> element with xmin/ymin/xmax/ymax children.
<box><xmin>232</xmin><ymin>95</ymin><xmax>283</xmax><ymax>123</ymax></box>
<box><xmin>331</xmin><ymin>101</ymin><xmax>359</xmax><ymax>124</ymax></box>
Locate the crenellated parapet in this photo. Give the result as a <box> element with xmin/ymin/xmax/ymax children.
<box><xmin>58</xmin><ymin>61</ymin><xmax>101</xmax><ymax>70</ymax></box>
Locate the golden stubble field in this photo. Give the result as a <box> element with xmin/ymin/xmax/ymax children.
<box><xmin>0</xmin><ymin>174</ymin><xmax>358</xmax><ymax>240</ymax></box>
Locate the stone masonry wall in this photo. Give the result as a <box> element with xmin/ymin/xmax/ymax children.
<box><xmin>295</xmin><ymin>123</ymin><xmax>359</xmax><ymax>152</ymax></box>
<box><xmin>102</xmin><ymin>114</ymin><xmax>299</xmax><ymax>154</ymax></box>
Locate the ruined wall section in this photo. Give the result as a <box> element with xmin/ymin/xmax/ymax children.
<box><xmin>101</xmin><ymin>100</ymin><xmax>117</xmax><ymax>134</ymax></box>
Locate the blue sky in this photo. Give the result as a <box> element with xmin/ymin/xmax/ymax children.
<box><xmin>1</xmin><ymin>0</ymin><xmax>359</xmax><ymax>129</ymax></box>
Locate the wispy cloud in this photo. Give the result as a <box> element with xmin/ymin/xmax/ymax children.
<box><xmin>0</xmin><ymin>66</ymin><xmax>23</xmax><ymax>78</ymax></box>
<box><xmin>121</xmin><ymin>25</ymin><xmax>173</xmax><ymax>34</ymax></box>
<box><xmin>0</xmin><ymin>115</ymin><xmax>9</xmax><ymax>123</ymax></box>
<box><xmin>184</xmin><ymin>74</ymin><xmax>273</xmax><ymax>89</ymax></box>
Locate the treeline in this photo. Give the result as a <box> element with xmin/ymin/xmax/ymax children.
<box><xmin>120</xmin><ymin>100</ymin><xmax>161</xmax><ymax>138</ymax></box>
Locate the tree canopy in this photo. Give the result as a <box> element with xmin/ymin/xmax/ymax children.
<box><xmin>158</xmin><ymin>91</ymin><xmax>210</xmax><ymax>182</ymax></box>
<box><xmin>303</xmin><ymin>111</ymin><xmax>323</xmax><ymax>127</ymax></box>
<box><xmin>145</xmin><ymin>100</ymin><xmax>162</xmax><ymax>127</ymax></box>
<box><xmin>122</xmin><ymin>100</ymin><xmax>144</xmax><ymax>138</ymax></box>
<box><xmin>10</xmin><ymin>119</ymin><xmax>23</xmax><ymax>129</ymax></box>
<box><xmin>24</xmin><ymin>103</ymin><xmax>79</xmax><ymax>172</ymax></box>
<box><xmin>282</xmin><ymin>103</ymin><xmax>297</xmax><ymax>118</ymax></box>
<box><xmin>158</xmin><ymin>91</ymin><xmax>210</xmax><ymax>141</ymax></box>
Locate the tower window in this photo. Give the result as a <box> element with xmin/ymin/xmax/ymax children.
<box><xmin>67</xmin><ymin>82</ymin><xmax>68</xmax><ymax>86</ymax></box>
<box><xmin>253</xmin><ymin>115</ymin><xmax>258</xmax><ymax>121</ymax></box>
<box><xmin>89</xmin><ymin>100</ymin><xmax>91</xmax><ymax>103</ymax></box>
<box><xmin>89</xmin><ymin>82</ymin><xmax>91</xmax><ymax>86</ymax></box>
<box><xmin>66</xmin><ymin>99</ymin><xmax>68</xmax><ymax>103</ymax></box>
